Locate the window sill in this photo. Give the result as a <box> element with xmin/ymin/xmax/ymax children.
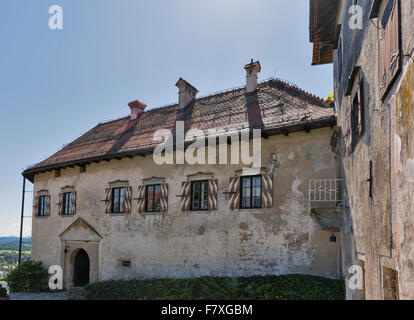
<box><xmin>60</xmin><ymin>214</ymin><xmax>74</xmax><ymax>218</ymax></box>
<box><xmin>109</xmin><ymin>213</ymin><xmax>128</xmax><ymax>216</ymax></box>
<box><xmin>35</xmin><ymin>215</ymin><xmax>50</xmax><ymax>219</ymax></box>
<box><xmin>189</xmin><ymin>211</ymin><xmax>209</xmax><ymax>214</ymax></box>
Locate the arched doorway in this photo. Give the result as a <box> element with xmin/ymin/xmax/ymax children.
<box><xmin>73</xmin><ymin>249</ymin><xmax>90</xmax><ymax>287</ymax></box>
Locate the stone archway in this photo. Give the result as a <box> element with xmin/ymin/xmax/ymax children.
<box><xmin>73</xmin><ymin>249</ymin><xmax>90</xmax><ymax>286</ymax></box>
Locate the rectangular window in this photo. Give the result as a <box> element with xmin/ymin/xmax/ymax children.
<box><xmin>62</xmin><ymin>192</ymin><xmax>73</xmax><ymax>215</ymax></box>
<box><xmin>358</xmin><ymin>260</ymin><xmax>366</xmax><ymax>300</ymax></box>
<box><xmin>111</xmin><ymin>187</ymin><xmax>126</xmax><ymax>213</ymax></box>
<box><xmin>351</xmin><ymin>94</ymin><xmax>359</xmax><ymax>149</ymax></box>
<box><xmin>383</xmin><ymin>267</ymin><xmax>399</xmax><ymax>300</ymax></box>
<box><xmin>145</xmin><ymin>185</ymin><xmax>161</xmax><ymax>212</ymax></box>
<box><xmin>241</xmin><ymin>176</ymin><xmax>262</xmax><ymax>209</ymax></box>
<box><xmin>337</xmin><ymin>37</ymin><xmax>342</xmax><ymax>81</ymax></box>
<box><xmin>191</xmin><ymin>181</ymin><xmax>209</xmax><ymax>211</ymax></box>
<box><xmin>38</xmin><ymin>196</ymin><xmax>47</xmax><ymax>216</ymax></box>
<box><xmin>351</xmin><ymin>94</ymin><xmax>361</xmax><ymax>151</ymax></box>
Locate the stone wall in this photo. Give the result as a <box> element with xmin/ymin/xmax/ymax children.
<box><xmin>333</xmin><ymin>0</ymin><xmax>414</xmax><ymax>300</ymax></box>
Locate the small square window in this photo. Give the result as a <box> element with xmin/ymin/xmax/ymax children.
<box><xmin>121</xmin><ymin>260</ymin><xmax>131</xmax><ymax>268</ymax></box>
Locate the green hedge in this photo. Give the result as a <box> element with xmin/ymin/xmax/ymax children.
<box><xmin>85</xmin><ymin>274</ymin><xmax>345</xmax><ymax>300</ymax></box>
<box><xmin>6</xmin><ymin>260</ymin><xmax>49</xmax><ymax>293</ymax></box>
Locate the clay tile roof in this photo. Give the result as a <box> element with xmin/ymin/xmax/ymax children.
<box><xmin>23</xmin><ymin>78</ymin><xmax>335</xmax><ymax>180</ymax></box>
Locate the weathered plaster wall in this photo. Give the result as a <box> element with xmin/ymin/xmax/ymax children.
<box><xmin>334</xmin><ymin>0</ymin><xmax>414</xmax><ymax>300</ymax></box>
<box><xmin>30</xmin><ymin>128</ymin><xmax>339</xmax><ymax>286</ymax></box>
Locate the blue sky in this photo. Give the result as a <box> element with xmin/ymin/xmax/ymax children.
<box><xmin>0</xmin><ymin>0</ymin><xmax>332</xmax><ymax>236</ymax></box>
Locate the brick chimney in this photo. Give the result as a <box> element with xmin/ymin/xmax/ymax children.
<box><xmin>175</xmin><ymin>78</ymin><xmax>199</xmax><ymax>110</ymax></box>
<box><xmin>244</xmin><ymin>60</ymin><xmax>261</xmax><ymax>94</ymax></box>
<box><xmin>128</xmin><ymin>100</ymin><xmax>147</xmax><ymax>120</ymax></box>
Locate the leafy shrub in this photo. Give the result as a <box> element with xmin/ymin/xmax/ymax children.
<box><xmin>326</xmin><ymin>90</ymin><xmax>334</xmax><ymax>103</ymax></box>
<box><xmin>0</xmin><ymin>287</ymin><xmax>8</xmax><ymax>297</ymax></box>
<box><xmin>6</xmin><ymin>260</ymin><xmax>49</xmax><ymax>293</ymax></box>
<box><xmin>85</xmin><ymin>274</ymin><xmax>345</xmax><ymax>300</ymax></box>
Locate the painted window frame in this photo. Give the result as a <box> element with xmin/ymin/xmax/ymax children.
<box><xmin>37</xmin><ymin>195</ymin><xmax>47</xmax><ymax>217</ymax></box>
<box><xmin>190</xmin><ymin>180</ymin><xmax>209</xmax><ymax>211</ymax></box>
<box><xmin>111</xmin><ymin>187</ymin><xmax>127</xmax><ymax>214</ymax></box>
<box><xmin>240</xmin><ymin>175</ymin><xmax>262</xmax><ymax>209</ymax></box>
<box><xmin>62</xmin><ymin>192</ymin><xmax>73</xmax><ymax>216</ymax></box>
<box><xmin>145</xmin><ymin>184</ymin><xmax>162</xmax><ymax>213</ymax></box>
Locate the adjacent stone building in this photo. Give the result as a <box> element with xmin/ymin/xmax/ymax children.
<box><xmin>310</xmin><ymin>0</ymin><xmax>414</xmax><ymax>299</ymax></box>
<box><xmin>23</xmin><ymin>61</ymin><xmax>341</xmax><ymax>288</ymax></box>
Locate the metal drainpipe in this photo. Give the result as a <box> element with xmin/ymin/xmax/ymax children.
<box><xmin>18</xmin><ymin>177</ymin><xmax>26</xmax><ymax>266</ymax></box>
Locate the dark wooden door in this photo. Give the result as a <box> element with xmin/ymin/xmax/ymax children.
<box><xmin>73</xmin><ymin>249</ymin><xmax>90</xmax><ymax>287</ymax></box>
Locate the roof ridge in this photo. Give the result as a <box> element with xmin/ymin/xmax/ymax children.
<box><xmin>270</xmin><ymin>78</ymin><xmax>328</xmax><ymax>105</ymax></box>
<box><xmin>97</xmin><ymin>77</ymin><xmax>328</xmax><ymax>126</ymax></box>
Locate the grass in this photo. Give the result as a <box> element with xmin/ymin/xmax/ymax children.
<box><xmin>85</xmin><ymin>274</ymin><xmax>345</xmax><ymax>300</ymax></box>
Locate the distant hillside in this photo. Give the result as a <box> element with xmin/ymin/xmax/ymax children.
<box><xmin>0</xmin><ymin>237</ymin><xmax>31</xmax><ymax>251</ymax></box>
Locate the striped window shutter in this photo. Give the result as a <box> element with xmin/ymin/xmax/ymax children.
<box><xmin>33</xmin><ymin>196</ymin><xmax>39</xmax><ymax>217</ymax></box>
<box><xmin>71</xmin><ymin>191</ymin><xmax>77</xmax><ymax>215</ymax></box>
<box><xmin>104</xmin><ymin>188</ymin><xmax>113</xmax><ymax>214</ymax></box>
<box><xmin>58</xmin><ymin>193</ymin><xmax>64</xmax><ymax>216</ymax></box>
<box><xmin>261</xmin><ymin>174</ymin><xmax>273</xmax><ymax>208</ymax></box>
<box><xmin>208</xmin><ymin>179</ymin><xmax>218</xmax><ymax>211</ymax></box>
<box><xmin>45</xmin><ymin>195</ymin><xmax>51</xmax><ymax>216</ymax></box>
<box><xmin>160</xmin><ymin>184</ymin><xmax>169</xmax><ymax>212</ymax></box>
<box><xmin>137</xmin><ymin>185</ymin><xmax>146</xmax><ymax>213</ymax></box>
<box><xmin>181</xmin><ymin>181</ymin><xmax>191</xmax><ymax>211</ymax></box>
<box><xmin>123</xmin><ymin>187</ymin><xmax>132</xmax><ymax>213</ymax></box>
<box><xmin>228</xmin><ymin>177</ymin><xmax>240</xmax><ymax>210</ymax></box>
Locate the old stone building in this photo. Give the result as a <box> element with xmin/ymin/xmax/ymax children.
<box><xmin>310</xmin><ymin>0</ymin><xmax>414</xmax><ymax>299</ymax></box>
<box><xmin>23</xmin><ymin>61</ymin><xmax>341</xmax><ymax>288</ymax></box>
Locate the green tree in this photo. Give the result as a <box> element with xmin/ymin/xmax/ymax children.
<box><xmin>326</xmin><ymin>90</ymin><xmax>334</xmax><ymax>103</ymax></box>
<box><xmin>6</xmin><ymin>260</ymin><xmax>48</xmax><ymax>293</ymax></box>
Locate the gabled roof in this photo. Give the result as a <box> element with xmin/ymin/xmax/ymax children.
<box><xmin>23</xmin><ymin>78</ymin><xmax>335</xmax><ymax>182</ymax></box>
<box><xmin>59</xmin><ymin>218</ymin><xmax>102</xmax><ymax>242</ymax></box>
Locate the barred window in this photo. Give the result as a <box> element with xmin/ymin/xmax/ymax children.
<box><xmin>121</xmin><ymin>260</ymin><xmax>131</xmax><ymax>268</ymax></box>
